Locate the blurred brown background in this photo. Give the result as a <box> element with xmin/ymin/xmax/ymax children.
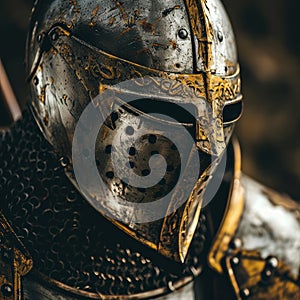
<box><xmin>0</xmin><ymin>0</ymin><xmax>299</xmax><ymax>200</ymax></box>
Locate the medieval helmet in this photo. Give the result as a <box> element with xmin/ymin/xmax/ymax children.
<box><xmin>26</xmin><ymin>0</ymin><xmax>242</xmax><ymax>263</ymax></box>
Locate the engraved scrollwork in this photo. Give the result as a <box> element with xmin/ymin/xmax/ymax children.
<box><xmin>52</xmin><ymin>27</ymin><xmax>241</xmax><ymax>107</ymax></box>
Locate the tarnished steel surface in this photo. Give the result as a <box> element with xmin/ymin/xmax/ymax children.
<box><xmin>27</xmin><ymin>0</ymin><xmax>195</xmax><ymax>75</ymax></box>
<box><xmin>183</xmin><ymin>0</ymin><xmax>237</xmax><ymax>74</ymax></box>
<box><xmin>25</xmin><ymin>0</ymin><xmax>242</xmax><ymax>263</ymax></box>
<box><xmin>208</xmin><ymin>174</ymin><xmax>300</xmax><ymax>300</ymax></box>
<box><xmin>27</xmin><ymin>0</ymin><xmax>237</xmax><ymax>76</ymax></box>
<box><xmin>1</xmin><ymin>1</ymin><xmax>300</xmax><ymax>299</ymax></box>
<box><xmin>236</xmin><ymin>176</ymin><xmax>300</xmax><ymax>278</ymax></box>
<box><xmin>225</xmin><ymin>250</ymin><xmax>300</xmax><ymax>300</ymax></box>
<box><xmin>29</xmin><ymin>24</ymin><xmax>241</xmax><ymax>156</ymax></box>
<box><xmin>1</xmin><ymin>112</ymin><xmax>300</xmax><ymax>299</ymax></box>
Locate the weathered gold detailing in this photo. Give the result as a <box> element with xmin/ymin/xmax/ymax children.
<box><xmin>208</xmin><ymin>145</ymin><xmax>300</xmax><ymax>298</ymax></box>
<box><xmin>158</xmin><ymin>148</ymin><xmax>204</xmax><ymax>262</ymax></box>
<box><xmin>177</xmin><ymin>161</ymin><xmax>218</xmax><ymax>262</ymax></box>
<box><xmin>44</xmin><ymin>25</ymin><xmax>243</xmax><ymax>263</ymax></box>
<box><xmin>178</xmin><ymin>177</ymin><xmax>204</xmax><ymax>262</ymax></box>
<box><xmin>33</xmin><ymin>268</ymin><xmax>200</xmax><ymax>300</ymax></box>
<box><xmin>225</xmin><ymin>250</ymin><xmax>300</xmax><ymax>300</ymax></box>
<box><xmin>183</xmin><ymin>0</ymin><xmax>214</xmax><ymax>71</ymax></box>
<box><xmin>50</xmin><ymin>25</ymin><xmax>241</xmax><ymax>157</ymax></box>
<box><xmin>208</xmin><ymin>138</ymin><xmax>245</xmax><ymax>274</ymax></box>
<box><xmin>0</xmin><ymin>212</ymin><xmax>33</xmax><ymax>300</ymax></box>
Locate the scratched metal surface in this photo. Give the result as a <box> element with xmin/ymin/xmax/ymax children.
<box><xmin>0</xmin><ymin>0</ymin><xmax>299</xmax><ymax>201</ymax></box>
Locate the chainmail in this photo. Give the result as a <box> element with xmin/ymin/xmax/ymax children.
<box><xmin>0</xmin><ymin>109</ymin><xmax>210</xmax><ymax>296</ymax></box>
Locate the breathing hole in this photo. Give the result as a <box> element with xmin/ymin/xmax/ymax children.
<box><xmin>105</xmin><ymin>145</ymin><xmax>112</xmax><ymax>154</ymax></box>
<box><xmin>128</xmin><ymin>147</ymin><xmax>136</xmax><ymax>156</ymax></box>
<box><xmin>106</xmin><ymin>171</ymin><xmax>114</xmax><ymax>179</ymax></box>
<box><xmin>148</xmin><ymin>135</ymin><xmax>157</xmax><ymax>144</ymax></box>
<box><xmin>126</xmin><ymin>161</ymin><xmax>135</xmax><ymax>169</ymax></box>
<box><xmin>142</xmin><ymin>169</ymin><xmax>150</xmax><ymax>176</ymax></box>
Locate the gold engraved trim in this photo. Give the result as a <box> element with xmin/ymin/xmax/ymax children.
<box><xmin>208</xmin><ymin>137</ymin><xmax>245</xmax><ymax>274</ymax></box>
<box><xmin>33</xmin><ymin>268</ymin><xmax>199</xmax><ymax>300</ymax></box>
<box><xmin>51</xmin><ymin>26</ymin><xmax>241</xmax><ymax>106</ymax></box>
<box><xmin>53</xmin><ymin>26</ymin><xmax>241</xmax><ymax>158</ymax></box>
<box><xmin>183</xmin><ymin>0</ymin><xmax>214</xmax><ymax>71</ymax></box>
<box><xmin>0</xmin><ymin>212</ymin><xmax>33</xmax><ymax>300</ymax></box>
<box><xmin>158</xmin><ymin>148</ymin><xmax>202</xmax><ymax>262</ymax></box>
<box><xmin>49</xmin><ymin>26</ymin><xmax>243</xmax><ymax>263</ymax></box>
<box><xmin>225</xmin><ymin>250</ymin><xmax>300</xmax><ymax>300</ymax></box>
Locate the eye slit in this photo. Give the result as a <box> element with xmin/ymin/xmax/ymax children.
<box><xmin>223</xmin><ymin>101</ymin><xmax>243</xmax><ymax>124</ymax></box>
<box><xmin>124</xmin><ymin>98</ymin><xmax>197</xmax><ymax>124</ymax></box>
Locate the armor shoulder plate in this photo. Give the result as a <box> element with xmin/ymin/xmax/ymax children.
<box><xmin>224</xmin><ymin>249</ymin><xmax>300</xmax><ymax>300</ymax></box>
<box><xmin>236</xmin><ymin>176</ymin><xmax>300</xmax><ymax>277</ymax></box>
<box><xmin>209</xmin><ymin>174</ymin><xmax>300</xmax><ymax>299</ymax></box>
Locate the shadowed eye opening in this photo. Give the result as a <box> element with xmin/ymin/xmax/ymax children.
<box><xmin>223</xmin><ymin>101</ymin><xmax>243</xmax><ymax>125</ymax></box>
<box><xmin>123</xmin><ymin>98</ymin><xmax>198</xmax><ymax>125</ymax></box>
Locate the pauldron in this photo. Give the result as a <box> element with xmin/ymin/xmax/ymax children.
<box><xmin>209</xmin><ymin>168</ymin><xmax>300</xmax><ymax>300</ymax></box>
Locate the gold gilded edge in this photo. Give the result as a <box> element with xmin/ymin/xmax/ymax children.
<box><xmin>111</xmin><ymin>221</ymin><xmax>158</xmax><ymax>251</ymax></box>
<box><xmin>0</xmin><ymin>211</ymin><xmax>33</xmax><ymax>299</ymax></box>
<box><xmin>33</xmin><ymin>268</ymin><xmax>196</xmax><ymax>300</ymax></box>
<box><xmin>207</xmin><ymin>137</ymin><xmax>245</xmax><ymax>274</ymax></box>
<box><xmin>178</xmin><ymin>196</ymin><xmax>203</xmax><ymax>263</ymax></box>
<box><xmin>0</xmin><ymin>211</ymin><xmax>33</xmax><ymax>275</ymax></box>
<box><xmin>224</xmin><ymin>249</ymin><xmax>300</xmax><ymax>300</ymax></box>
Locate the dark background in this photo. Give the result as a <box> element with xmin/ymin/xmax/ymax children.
<box><xmin>0</xmin><ymin>0</ymin><xmax>299</xmax><ymax>200</ymax></box>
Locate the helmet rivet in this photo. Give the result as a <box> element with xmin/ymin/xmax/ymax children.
<box><xmin>230</xmin><ymin>238</ymin><xmax>243</xmax><ymax>250</ymax></box>
<box><xmin>231</xmin><ymin>256</ymin><xmax>240</xmax><ymax>266</ymax></box>
<box><xmin>240</xmin><ymin>288</ymin><xmax>250</xmax><ymax>299</ymax></box>
<box><xmin>266</xmin><ymin>256</ymin><xmax>279</xmax><ymax>269</ymax></box>
<box><xmin>217</xmin><ymin>31</ymin><xmax>223</xmax><ymax>42</ymax></box>
<box><xmin>1</xmin><ymin>284</ymin><xmax>13</xmax><ymax>297</ymax></box>
<box><xmin>59</xmin><ymin>156</ymin><xmax>69</xmax><ymax>168</ymax></box>
<box><xmin>33</xmin><ymin>76</ymin><xmax>39</xmax><ymax>86</ymax></box>
<box><xmin>261</xmin><ymin>268</ymin><xmax>273</xmax><ymax>281</ymax></box>
<box><xmin>178</xmin><ymin>28</ymin><xmax>188</xmax><ymax>39</ymax></box>
<box><xmin>50</xmin><ymin>31</ymin><xmax>59</xmax><ymax>41</ymax></box>
<box><xmin>37</xmin><ymin>33</ymin><xmax>43</xmax><ymax>43</ymax></box>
